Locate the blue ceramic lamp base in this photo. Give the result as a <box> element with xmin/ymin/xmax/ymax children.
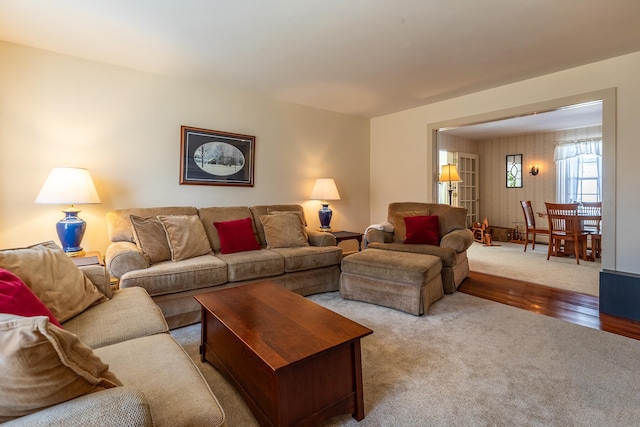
<box><xmin>318</xmin><ymin>203</ymin><xmax>333</xmax><ymax>232</ymax></box>
<box><xmin>56</xmin><ymin>208</ymin><xmax>86</xmax><ymax>257</ymax></box>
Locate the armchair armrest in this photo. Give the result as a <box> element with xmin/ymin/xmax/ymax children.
<box><xmin>365</xmin><ymin>229</ymin><xmax>395</xmax><ymax>244</ymax></box>
<box><xmin>440</xmin><ymin>228</ymin><xmax>474</xmax><ymax>253</ymax></box>
<box><xmin>4</xmin><ymin>387</ymin><xmax>152</xmax><ymax>427</ymax></box>
<box><xmin>307</xmin><ymin>230</ymin><xmax>337</xmax><ymax>246</ymax></box>
<box><xmin>105</xmin><ymin>242</ymin><xmax>148</xmax><ymax>279</ymax></box>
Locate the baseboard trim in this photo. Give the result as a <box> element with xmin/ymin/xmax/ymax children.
<box><xmin>600</xmin><ymin>269</ymin><xmax>640</xmax><ymax>321</ymax></box>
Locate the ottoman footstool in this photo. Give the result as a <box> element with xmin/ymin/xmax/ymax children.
<box><xmin>340</xmin><ymin>249</ymin><xmax>444</xmax><ymax>315</ymax></box>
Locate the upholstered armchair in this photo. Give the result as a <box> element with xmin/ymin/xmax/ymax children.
<box><xmin>365</xmin><ymin>202</ymin><xmax>474</xmax><ymax>293</ymax></box>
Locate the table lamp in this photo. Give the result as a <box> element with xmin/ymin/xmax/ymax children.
<box><xmin>310</xmin><ymin>178</ymin><xmax>341</xmax><ymax>232</ymax></box>
<box><xmin>35</xmin><ymin>167</ymin><xmax>101</xmax><ymax>256</ymax></box>
<box><xmin>439</xmin><ymin>164</ymin><xmax>462</xmax><ymax>205</ymax></box>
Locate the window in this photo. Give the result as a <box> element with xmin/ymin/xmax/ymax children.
<box><xmin>554</xmin><ymin>140</ymin><xmax>602</xmax><ymax>203</ymax></box>
<box><xmin>506</xmin><ymin>154</ymin><xmax>522</xmax><ymax>188</ymax></box>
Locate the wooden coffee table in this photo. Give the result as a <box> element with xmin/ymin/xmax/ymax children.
<box><xmin>195</xmin><ymin>281</ymin><xmax>373</xmax><ymax>427</ymax></box>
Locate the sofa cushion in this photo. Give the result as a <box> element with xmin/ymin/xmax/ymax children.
<box><xmin>106</xmin><ymin>206</ymin><xmax>198</xmax><ymax>243</ymax></box>
<box><xmin>404</xmin><ymin>215</ymin><xmax>440</xmax><ymax>245</ymax></box>
<box><xmin>118</xmin><ymin>255</ymin><xmax>228</xmax><ymax>296</ymax></box>
<box><xmin>269</xmin><ymin>246</ymin><xmax>343</xmax><ymax>273</ymax></box>
<box><xmin>129</xmin><ymin>215</ymin><xmax>172</xmax><ymax>264</ymax></box>
<box><xmin>216</xmin><ymin>249</ymin><xmax>284</xmax><ymax>282</ymax></box>
<box><xmin>198</xmin><ymin>206</ymin><xmax>256</xmax><ymax>253</ymax></box>
<box><xmin>214</xmin><ymin>217</ymin><xmax>261</xmax><ymax>254</ymax></box>
<box><xmin>157</xmin><ymin>215</ymin><xmax>212</xmax><ymax>261</ymax></box>
<box><xmin>63</xmin><ymin>287</ymin><xmax>169</xmax><ymax>349</ymax></box>
<box><xmin>0</xmin><ymin>241</ymin><xmax>107</xmax><ymax>323</ymax></box>
<box><xmin>0</xmin><ymin>314</ymin><xmax>122</xmax><ymax>422</ymax></box>
<box><xmin>250</xmin><ymin>204</ymin><xmax>308</xmax><ymax>246</ymax></box>
<box><xmin>0</xmin><ymin>268</ymin><xmax>62</xmax><ymax>328</ymax></box>
<box><xmin>95</xmin><ymin>334</ymin><xmax>226</xmax><ymax>427</ymax></box>
<box><xmin>393</xmin><ymin>210</ymin><xmax>430</xmax><ymax>243</ymax></box>
<box><xmin>260</xmin><ymin>213</ymin><xmax>309</xmax><ymax>248</ymax></box>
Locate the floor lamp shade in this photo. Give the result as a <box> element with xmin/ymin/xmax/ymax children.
<box><xmin>310</xmin><ymin>178</ymin><xmax>341</xmax><ymax>231</ymax></box>
<box><xmin>439</xmin><ymin>164</ymin><xmax>462</xmax><ymax>205</ymax></box>
<box><xmin>35</xmin><ymin>167</ymin><xmax>101</xmax><ymax>256</ymax></box>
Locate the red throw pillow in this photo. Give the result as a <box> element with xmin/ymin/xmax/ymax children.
<box><xmin>403</xmin><ymin>215</ymin><xmax>440</xmax><ymax>245</ymax></box>
<box><xmin>0</xmin><ymin>268</ymin><xmax>62</xmax><ymax>328</ymax></box>
<box><xmin>214</xmin><ymin>217</ymin><xmax>261</xmax><ymax>254</ymax></box>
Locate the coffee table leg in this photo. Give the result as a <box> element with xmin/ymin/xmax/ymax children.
<box><xmin>353</xmin><ymin>340</ymin><xmax>365</xmax><ymax>421</ymax></box>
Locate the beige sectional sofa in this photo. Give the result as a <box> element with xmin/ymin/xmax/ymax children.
<box><xmin>365</xmin><ymin>202</ymin><xmax>474</xmax><ymax>293</ymax></box>
<box><xmin>105</xmin><ymin>204</ymin><xmax>342</xmax><ymax>328</ymax></box>
<box><xmin>0</xmin><ymin>242</ymin><xmax>226</xmax><ymax>426</ymax></box>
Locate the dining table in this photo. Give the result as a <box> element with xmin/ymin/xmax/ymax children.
<box><xmin>536</xmin><ymin>211</ymin><xmax>601</xmax><ymax>261</ymax></box>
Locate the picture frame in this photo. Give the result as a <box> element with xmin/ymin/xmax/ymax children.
<box><xmin>180</xmin><ymin>126</ymin><xmax>255</xmax><ymax>186</ymax></box>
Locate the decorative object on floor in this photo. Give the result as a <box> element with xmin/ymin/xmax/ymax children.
<box><xmin>310</xmin><ymin>178</ymin><xmax>341</xmax><ymax>231</ymax></box>
<box><xmin>35</xmin><ymin>168</ymin><xmax>101</xmax><ymax>257</ymax></box>
<box><xmin>180</xmin><ymin>126</ymin><xmax>255</xmax><ymax>187</ymax></box>
<box><xmin>438</xmin><ymin>163</ymin><xmax>462</xmax><ymax>205</ymax></box>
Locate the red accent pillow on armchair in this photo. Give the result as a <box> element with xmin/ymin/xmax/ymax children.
<box><xmin>214</xmin><ymin>217</ymin><xmax>261</xmax><ymax>254</ymax></box>
<box><xmin>0</xmin><ymin>268</ymin><xmax>62</xmax><ymax>328</ymax></box>
<box><xmin>403</xmin><ymin>215</ymin><xmax>440</xmax><ymax>245</ymax></box>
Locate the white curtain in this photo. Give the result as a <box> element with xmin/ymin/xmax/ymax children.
<box><xmin>554</xmin><ymin>139</ymin><xmax>602</xmax><ymax>203</ymax></box>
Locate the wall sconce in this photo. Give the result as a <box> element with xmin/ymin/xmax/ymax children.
<box><xmin>529</xmin><ymin>165</ymin><xmax>539</xmax><ymax>176</ymax></box>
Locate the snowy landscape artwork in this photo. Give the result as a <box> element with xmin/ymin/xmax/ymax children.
<box><xmin>180</xmin><ymin>126</ymin><xmax>255</xmax><ymax>187</ymax></box>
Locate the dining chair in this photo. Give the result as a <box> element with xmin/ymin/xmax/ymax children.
<box><xmin>581</xmin><ymin>201</ymin><xmax>602</xmax><ymax>258</ymax></box>
<box><xmin>544</xmin><ymin>202</ymin><xmax>590</xmax><ymax>264</ymax></box>
<box><xmin>519</xmin><ymin>200</ymin><xmax>549</xmax><ymax>252</ymax></box>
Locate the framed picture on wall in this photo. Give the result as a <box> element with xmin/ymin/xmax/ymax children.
<box><xmin>180</xmin><ymin>126</ymin><xmax>255</xmax><ymax>186</ymax></box>
<box><xmin>506</xmin><ymin>154</ymin><xmax>522</xmax><ymax>188</ymax></box>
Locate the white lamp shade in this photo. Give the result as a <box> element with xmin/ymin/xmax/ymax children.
<box><xmin>438</xmin><ymin>164</ymin><xmax>462</xmax><ymax>183</ymax></box>
<box><xmin>35</xmin><ymin>167</ymin><xmax>101</xmax><ymax>205</ymax></box>
<box><xmin>310</xmin><ymin>178</ymin><xmax>341</xmax><ymax>201</ymax></box>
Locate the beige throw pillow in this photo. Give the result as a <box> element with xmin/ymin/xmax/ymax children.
<box><xmin>0</xmin><ymin>314</ymin><xmax>122</xmax><ymax>422</ymax></box>
<box><xmin>157</xmin><ymin>215</ymin><xmax>212</xmax><ymax>261</ymax></box>
<box><xmin>129</xmin><ymin>215</ymin><xmax>172</xmax><ymax>264</ymax></box>
<box><xmin>267</xmin><ymin>208</ymin><xmax>308</xmax><ymax>226</ymax></box>
<box><xmin>393</xmin><ymin>210</ymin><xmax>430</xmax><ymax>243</ymax></box>
<box><xmin>0</xmin><ymin>241</ymin><xmax>107</xmax><ymax>323</ymax></box>
<box><xmin>260</xmin><ymin>214</ymin><xmax>309</xmax><ymax>248</ymax></box>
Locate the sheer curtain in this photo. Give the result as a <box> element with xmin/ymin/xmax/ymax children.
<box><xmin>554</xmin><ymin>139</ymin><xmax>602</xmax><ymax>203</ymax></box>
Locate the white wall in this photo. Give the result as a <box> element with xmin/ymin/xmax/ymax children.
<box><xmin>0</xmin><ymin>41</ymin><xmax>370</xmax><ymax>253</ymax></box>
<box><xmin>371</xmin><ymin>51</ymin><xmax>640</xmax><ymax>275</ymax></box>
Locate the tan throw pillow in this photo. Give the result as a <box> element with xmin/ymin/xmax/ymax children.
<box><xmin>157</xmin><ymin>215</ymin><xmax>212</xmax><ymax>261</ymax></box>
<box><xmin>0</xmin><ymin>314</ymin><xmax>122</xmax><ymax>422</ymax></box>
<box><xmin>393</xmin><ymin>210</ymin><xmax>430</xmax><ymax>243</ymax></box>
<box><xmin>0</xmin><ymin>241</ymin><xmax>107</xmax><ymax>323</ymax></box>
<box><xmin>129</xmin><ymin>215</ymin><xmax>172</xmax><ymax>264</ymax></box>
<box><xmin>260</xmin><ymin>214</ymin><xmax>309</xmax><ymax>248</ymax></box>
<box><xmin>267</xmin><ymin>208</ymin><xmax>308</xmax><ymax>226</ymax></box>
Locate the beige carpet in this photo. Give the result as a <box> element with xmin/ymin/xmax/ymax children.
<box><xmin>467</xmin><ymin>241</ymin><xmax>601</xmax><ymax>297</ymax></box>
<box><xmin>171</xmin><ymin>291</ymin><xmax>640</xmax><ymax>426</ymax></box>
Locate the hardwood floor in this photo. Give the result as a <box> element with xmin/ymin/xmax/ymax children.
<box><xmin>460</xmin><ymin>271</ymin><xmax>640</xmax><ymax>340</ymax></box>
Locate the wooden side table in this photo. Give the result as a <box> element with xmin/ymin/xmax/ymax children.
<box><xmin>332</xmin><ymin>231</ymin><xmax>364</xmax><ymax>252</ymax></box>
<box><xmin>71</xmin><ymin>251</ymin><xmax>103</xmax><ymax>267</ymax></box>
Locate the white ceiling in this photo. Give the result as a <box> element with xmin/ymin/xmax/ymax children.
<box><xmin>1</xmin><ymin>1</ymin><xmax>640</xmax><ymax>119</ymax></box>
<box><xmin>439</xmin><ymin>101</ymin><xmax>603</xmax><ymax>140</ymax></box>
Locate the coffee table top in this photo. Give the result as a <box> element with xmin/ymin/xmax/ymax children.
<box><xmin>195</xmin><ymin>281</ymin><xmax>372</xmax><ymax>371</ymax></box>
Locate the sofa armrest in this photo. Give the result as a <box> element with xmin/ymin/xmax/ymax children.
<box><xmin>365</xmin><ymin>229</ymin><xmax>394</xmax><ymax>244</ymax></box>
<box><xmin>105</xmin><ymin>242</ymin><xmax>148</xmax><ymax>279</ymax></box>
<box><xmin>307</xmin><ymin>230</ymin><xmax>337</xmax><ymax>246</ymax></box>
<box><xmin>440</xmin><ymin>228</ymin><xmax>474</xmax><ymax>253</ymax></box>
<box><xmin>79</xmin><ymin>264</ymin><xmax>112</xmax><ymax>298</ymax></box>
<box><xmin>4</xmin><ymin>387</ymin><xmax>152</xmax><ymax>427</ymax></box>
